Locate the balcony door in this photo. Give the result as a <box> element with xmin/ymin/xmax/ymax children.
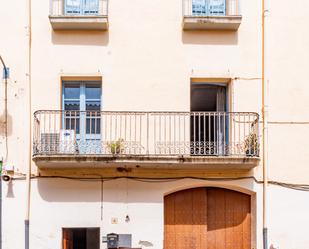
<box><xmin>65</xmin><ymin>0</ymin><xmax>99</xmax><ymax>15</ymax></box>
<box><xmin>192</xmin><ymin>0</ymin><xmax>226</xmax><ymax>16</ymax></box>
<box><xmin>190</xmin><ymin>83</ymin><xmax>228</xmax><ymax>155</ymax></box>
<box><xmin>63</xmin><ymin>81</ymin><xmax>101</xmax><ymax>154</ymax></box>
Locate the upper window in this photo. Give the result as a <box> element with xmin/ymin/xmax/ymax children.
<box><xmin>192</xmin><ymin>0</ymin><xmax>226</xmax><ymax>16</ymax></box>
<box><xmin>65</xmin><ymin>0</ymin><xmax>99</xmax><ymax>15</ymax></box>
<box><xmin>49</xmin><ymin>0</ymin><xmax>108</xmax><ymax>31</ymax></box>
<box><xmin>183</xmin><ymin>0</ymin><xmax>241</xmax><ymax>31</ymax></box>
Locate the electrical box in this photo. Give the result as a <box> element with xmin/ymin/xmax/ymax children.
<box><xmin>3</xmin><ymin>165</ymin><xmax>14</xmax><ymax>173</ymax></box>
<box><xmin>107</xmin><ymin>233</ymin><xmax>119</xmax><ymax>249</ymax></box>
<box><xmin>118</xmin><ymin>234</ymin><xmax>132</xmax><ymax>248</ymax></box>
<box><xmin>2</xmin><ymin>67</ymin><xmax>9</xmax><ymax>79</ymax></box>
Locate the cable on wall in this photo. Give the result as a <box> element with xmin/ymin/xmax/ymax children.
<box><xmin>10</xmin><ymin>175</ymin><xmax>309</xmax><ymax>192</ymax></box>
<box><xmin>100</xmin><ymin>178</ymin><xmax>104</xmax><ymax>221</ymax></box>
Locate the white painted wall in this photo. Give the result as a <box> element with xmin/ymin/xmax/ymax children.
<box><xmin>3</xmin><ymin>178</ymin><xmax>263</xmax><ymax>249</ymax></box>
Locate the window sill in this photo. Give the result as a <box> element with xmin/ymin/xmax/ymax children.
<box><xmin>49</xmin><ymin>15</ymin><xmax>108</xmax><ymax>31</ymax></box>
<box><xmin>183</xmin><ymin>15</ymin><xmax>242</xmax><ymax>31</ymax></box>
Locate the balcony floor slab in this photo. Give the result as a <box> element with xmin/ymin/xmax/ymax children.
<box><xmin>33</xmin><ymin>154</ymin><xmax>259</xmax><ymax>170</ymax></box>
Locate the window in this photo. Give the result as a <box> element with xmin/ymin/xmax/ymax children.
<box><xmin>63</xmin><ymin>228</ymin><xmax>100</xmax><ymax>249</ymax></box>
<box><xmin>192</xmin><ymin>0</ymin><xmax>226</xmax><ymax>16</ymax></box>
<box><xmin>63</xmin><ymin>81</ymin><xmax>101</xmax><ymax>154</ymax></box>
<box><xmin>65</xmin><ymin>0</ymin><xmax>99</xmax><ymax>15</ymax></box>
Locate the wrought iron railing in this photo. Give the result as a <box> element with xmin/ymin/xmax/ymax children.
<box><xmin>33</xmin><ymin>111</ymin><xmax>259</xmax><ymax>157</ymax></box>
<box><xmin>183</xmin><ymin>0</ymin><xmax>240</xmax><ymax>17</ymax></box>
<box><xmin>50</xmin><ymin>0</ymin><xmax>108</xmax><ymax>16</ymax></box>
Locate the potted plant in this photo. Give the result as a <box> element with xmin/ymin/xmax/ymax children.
<box><xmin>244</xmin><ymin>133</ymin><xmax>258</xmax><ymax>156</ymax></box>
<box><xmin>107</xmin><ymin>138</ymin><xmax>125</xmax><ymax>155</ymax></box>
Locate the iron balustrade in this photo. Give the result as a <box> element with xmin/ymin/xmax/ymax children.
<box><xmin>50</xmin><ymin>0</ymin><xmax>108</xmax><ymax>16</ymax></box>
<box><xmin>33</xmin><ymin>111</ymin><xmax>259</xmax><ymax>157</ymax></box>
<box><xmin>183</xmin><ymin>0</ymin><xmax>240</xmax><ymax>17</ymax></box>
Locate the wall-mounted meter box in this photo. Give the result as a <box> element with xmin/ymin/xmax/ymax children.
<box><xmin>107</xmin><ymin>233</ymin><xmax>119</xmax><ymax>249</ymax></box>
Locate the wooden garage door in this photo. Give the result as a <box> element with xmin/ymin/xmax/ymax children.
<box><xmin>164</xmin><ymin>188</ymin><xmax>251</xmax><ymax>249</ymax></box>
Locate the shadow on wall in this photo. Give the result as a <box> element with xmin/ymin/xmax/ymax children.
<box><xmin>182</xmin><ymin>30</ymin><xmax>238</xmax><ymax>45</ymax></box>
<box><xmin>5</xmin><ymin>181</ymin><xmax>15</xmax><ymax>198</ymax></box>
<box><xmin>37</xmin><ymin>178</ymin><xmax>163</xmax><ymax>203</ymax></box>
<box><xmin>0</xmin><ymin>112</ymin><xmax>12</xmax><ymax>136</ymax></box>
<box><xmin>37</xmin><ymin>178</ymin><xmax>101</xmax><ymax>202</ymax></box>
<box><xmin>51</xmin><ymin>30</ymin><xmax>109</xmax><ymax>46</ymax></box>
<box><xmin>37</xmin><ymin>177</ymin><xmax>254</xmax><ymax>204</ymax></box>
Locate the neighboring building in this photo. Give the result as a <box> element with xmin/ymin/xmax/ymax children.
<box><xmin>0</xmin><ymin>0</ymin><xmax>309</xmax><ymax>249</ymax></box>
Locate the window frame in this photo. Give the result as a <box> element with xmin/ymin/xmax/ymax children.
<box><xmin>62</xmin><ymin>81</ymin><xmax>102</xmax><ymax>141</ymax></box>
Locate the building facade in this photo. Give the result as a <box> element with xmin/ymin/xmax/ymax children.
<box><xmin>1</xmin><ymin>0</ymin><xmax>309</xmax><ymax>248</ymax></box>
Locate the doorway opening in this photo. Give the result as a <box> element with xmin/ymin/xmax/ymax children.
<box><xmin>63</xmin><ymin>228</ymin><xmax>100</xmax><ymax>249</ymax></box>
<box><xmin>190</xmin><ymin>83</ymin><xmax>228</xmax><ymax>155</ymax></box>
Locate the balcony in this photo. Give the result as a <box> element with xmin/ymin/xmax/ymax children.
<box><xmin>183</xmin><ymin>0</ymin><xmax>242</xmax><ymax>30</ymax></box>
<box><xmin>33</xmin><ymin>111</ymin><xmax>259</xmax><ymax>169</ymax></box>
<box><xmin>49</xmin><ymin>0</ymin><xmax>108</xmax><ymax>30</ymax></box>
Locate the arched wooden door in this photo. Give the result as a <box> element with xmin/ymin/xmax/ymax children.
<box><xmin>164</xmin><ymin>188</ymin><xmax>251</xmax><ymax>249</ymax></box>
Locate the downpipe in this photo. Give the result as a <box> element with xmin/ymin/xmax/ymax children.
<box><xmin>25</xmin><ymin>0</ymin><xmax>32</xmax><ymax>247</ymax></box>
<box><xmin>0</xmin><ymin>54</ymin><xmax>9</xmax><ymax>249</ymax></box>
<box><xmin>262</xmin><ymin>0</ymin><xmax>269</xmax><ymax>248</ymax></box>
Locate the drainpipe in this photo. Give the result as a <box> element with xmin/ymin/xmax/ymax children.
<box><xmin>0</xmin><ymin>55</ymin><xmax>9</xmax><ymax>249</ymax></box>
<box><xmin>25</xmin><ymin>0</ymin><xmax>32</xmax><ymax>248</ymax></box>
<box><xmin>0</xmin><ymin>56</ymin><xmax>8</xmax><ymax>163</ymax></box>
<box><xmin>262</xmin><ymin>0</ymin><xmax>269</xmax><ymax>248</ymax></box>
<box><xmin>0</xmin><ymin>161</ymin><xmax>2</xmax><ymax>249</ymax></box>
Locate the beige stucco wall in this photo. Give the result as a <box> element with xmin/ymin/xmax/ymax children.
<box><xmin>265</xmin><ymin>0</ymin><xmax>309</xmax><ymax>184</ymax></box>
<box><xmin>1</xmin><ymin>0</ymin><xmax>263</xmax><ymax>172</ymax></box>
<box><xmin>2</xmin><ymin>178</ymin><xmax>309</xmax><ymax>249</ymax></box>
<box><xmin>0</xmin><ymin>0</ymin><xmax>29</xmax><ymax>175</ymax></box>
<box><xmin>3</xmin><ymin>178</ymin><xmax>263</xmax><ymax>249</ymax></box>
<box><xmin>1</xmin><ymin>0</ymin><xmax>309</xmax><ymax>248</ymax></box>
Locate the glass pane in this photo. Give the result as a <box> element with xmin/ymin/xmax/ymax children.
<box><xmin>209</xmin><ymin>0</ymin><xmax>225</xmax><ymax>15</ymax></box>
<box><xmin>86</xmin><ymin>102</ymin><xmax>100</xmax><ymax>134</ymax></box>
<box><xmin>86</xmin><ymin>101</ymin><xmax>101</xmax><ymax>111</ymax></box>
<box><xmin>86</xmin><ymin>118</ymin><xmax>101</xmax><ymax>134</ymax></box>
<box><xmin>64</xmin><ymin>101</ymin><xmax>80</xmax><ymax>111</ymax></box>
<box><xmin>64</xmin><ymin>85</ymin><xmax>80</xmax><ymax>99</ymax></box>
<box><xmin>86</xmin><ymin>85</ymin><xmax>101</xmax><ymax>100</ymax></box>
<box><xmin>84</xmin><ymin>0</ymin><xmax>99</xmax><ymax>15</ymax></box>
<box><xmin>192</xmin><ymin>0</ymin><xmax>207</xmax><ymax>15</ymax></box>
<box><xmin>65</xmin><ymin>117</ymin><xmax>80</xmax><ymax>134</ymax></box>
<box><xmin>65</xmin><ymin>0</ymin><xmax>82</xmax><ymax>14</ymax></box>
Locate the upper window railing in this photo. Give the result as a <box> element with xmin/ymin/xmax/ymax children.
<box><xmin>50</xmin><ymin>0</ymin><xmax>108</xmax><ymax>16</ymax></box>
<box><xmin>183</xmin><ymin>0</ymin><xmax>240</xmax><ymax>17</ymax></box>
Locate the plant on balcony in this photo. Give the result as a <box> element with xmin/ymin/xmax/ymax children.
<box><xmin>107</xmin><ymin>138</ymin><xmax>125</xmax><ymax>155</ymax></box>
<box><xmin>244</xmin><ymin>133</ymin><xmax>259</xmax><ymax>156</ymax></box>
